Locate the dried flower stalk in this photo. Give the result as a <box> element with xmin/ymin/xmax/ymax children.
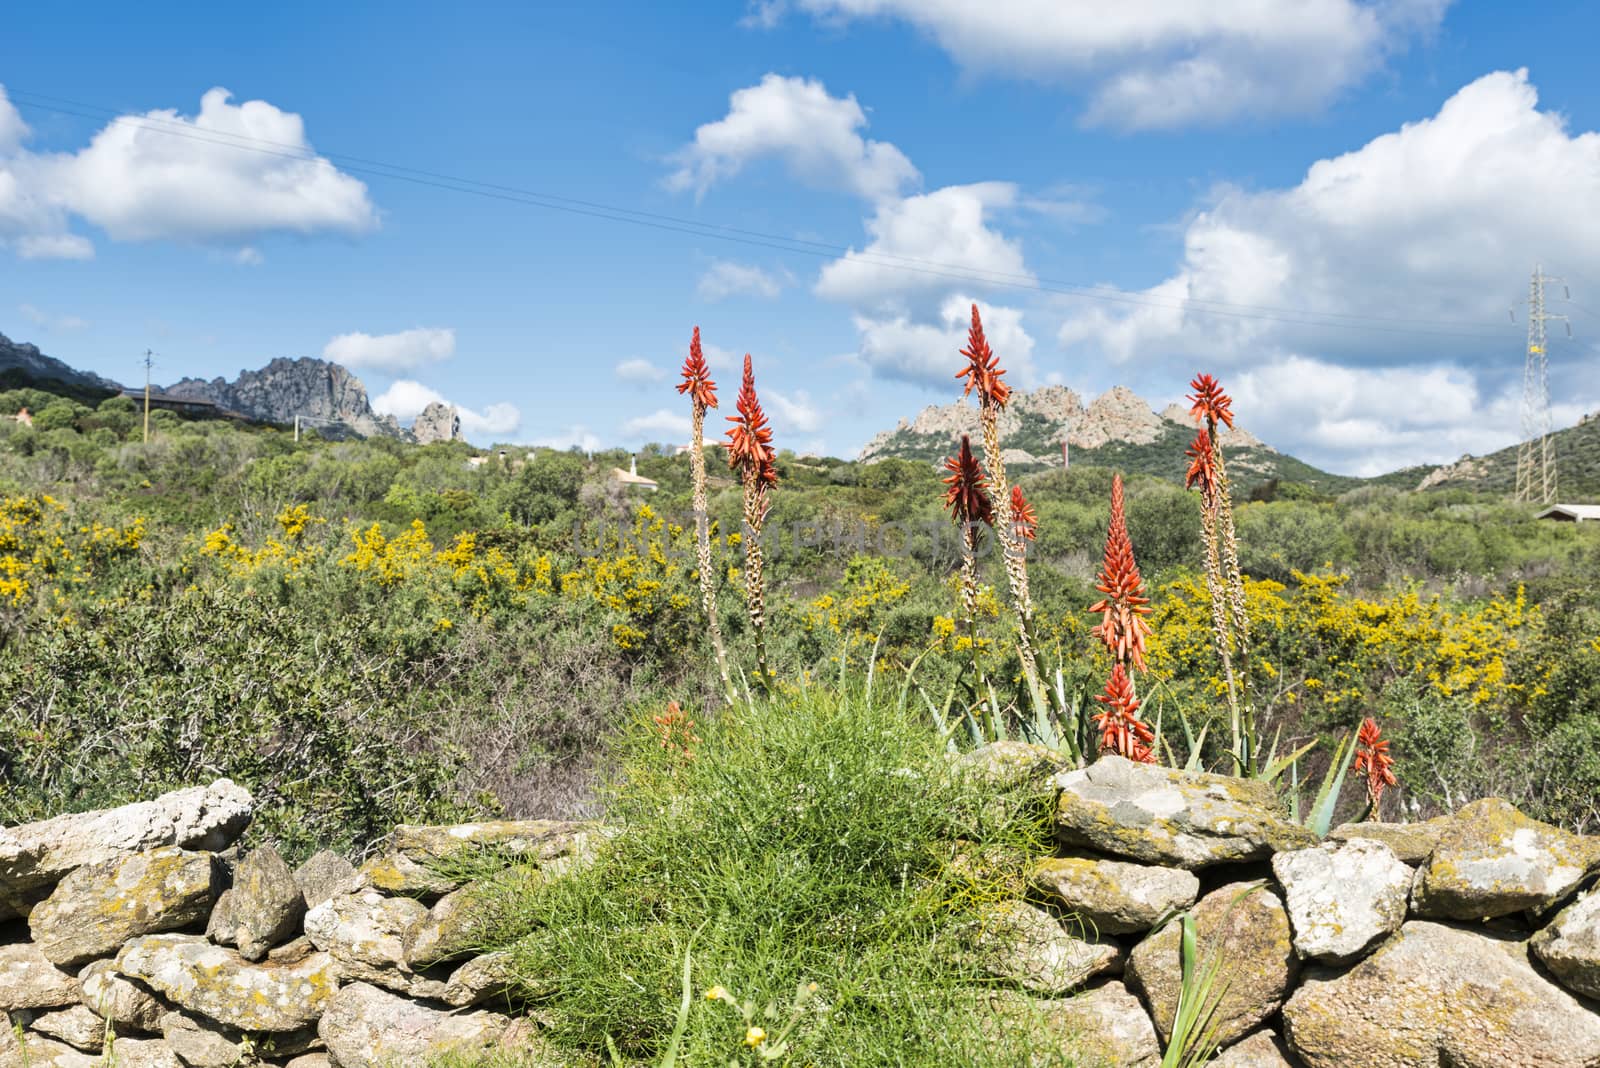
<box><xmin>677</xmin><ymin>327</ymin><xmax>732</xmax><ymax>702</ymax></box>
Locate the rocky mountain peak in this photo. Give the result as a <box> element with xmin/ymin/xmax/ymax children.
<box><xmin>166</xmin><ymin>357</ymin><xmax>405</xmax><ymax>439</ymax></box>
<box><xmin>0</xmin><ymin>332</ymin><xmax>122</xmax><ymax>393</ymax></box>
<box><xmin>413</xmin><ymin>401</ymin><xmax>461</xmax><ymax>444</ymax></box>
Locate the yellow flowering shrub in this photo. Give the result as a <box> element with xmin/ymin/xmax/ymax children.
<box><xmin>0</xmin><ymin>495</ymin><xmax>146</xmax><ymax>610</ymax></box>
<box><xmin>558</xmin><ymin>505</ymin><xmax>697</xmax><ymax>651</ymax></box>
<box><xmin>802</xmin><ymin>555</ymin><xmax>911</xmax><ymax>642</ymax></box>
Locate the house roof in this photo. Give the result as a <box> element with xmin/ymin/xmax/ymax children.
<box><xmin>1535</xmin><ymin>504</ymin><xmax>1600</xmax><ymax>521</ymax></box>
<box><xmin>610</xmin><ymin>467</ymin><xmax>659</xmax><ymax>488</ymax></box>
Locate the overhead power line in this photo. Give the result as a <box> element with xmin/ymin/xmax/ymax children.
<box><xmin>4</xmin><ymin>86</ymin><xmax>1524</xmax><ymax>342</ymax></box>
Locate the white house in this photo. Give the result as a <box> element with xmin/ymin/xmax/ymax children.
<box><xmin>1535</xmin><ymin>504</ymin><xmax>1600</xmax><ymax>523</ymax></box>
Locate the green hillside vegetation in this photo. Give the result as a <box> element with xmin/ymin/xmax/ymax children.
<box><xmin>1420</xmin><ymin>414</ymin><xmax>1600</xmax><ymax>498</ymax></box>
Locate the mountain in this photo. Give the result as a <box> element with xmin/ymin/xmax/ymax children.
<box><xmin>0</xmin><ymin>332</ymin><xmax>122</xmax><ymax>397</ymax></box>
<box><xmin>858</xmin><ymin>385</ymin><xmax>1364</xmax><ymax>494</ymax></box>
<box><xmin>1413</xmin><ymin>412</ymin><xmax>1600</xmax><ymax>498</ymax></box>
<box><xmin>165</xmin><ymin>357</ymin><xmax>406</xmax><ymax>439</ymax></box>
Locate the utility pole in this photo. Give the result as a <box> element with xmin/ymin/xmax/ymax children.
<box><xmin>295</xmin><ymin>414</ymin><xmax>301</xmax><ymax>443</ymax></box>
<box><xmin>141</xmin><ymin>349</ymin><xmax>156</xmax><ymax>444</ymax></box>
<box><xmin>1514</xmin><ymin>266</ymin><xmax>1569</xmax><ymax>505</ymax></box>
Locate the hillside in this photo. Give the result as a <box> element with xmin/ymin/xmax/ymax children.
<box><xmin>0</xmin><ymin>331</ymin><xmax>121</xmax><ymax>400</ymax></box>
<box><xmin>858</xmin><ymin>385</ymin><xmax>1367</xmax><ymax>495</ymax></box>
<box><xmin>1416</xmin><ymin>413</ymin><xmax>1600</xmax><ymax>498</ymax></box>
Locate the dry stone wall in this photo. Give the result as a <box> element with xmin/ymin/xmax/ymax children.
<box><xmin>4</xmin><ymin>752</ymin><xmax>1600</xmax><ymax>1066</ymax></box>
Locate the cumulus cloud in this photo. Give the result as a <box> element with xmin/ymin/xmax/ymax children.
<box><xmin>767</xmin><ymin>388</ymin><xmax>822</xmax><ymax>433</ymax></box>
<box><xmin>667</xmin><ymin>74</ymin><xmax>919</xmax><ymax>200</ymax></box>
<box><xmin>371</xmin><ymin>380</ymin><xmax>521</xmax><ymax>440</ymax></box>
<box><xmin>776</xmin><ymin>0</ymin><xmax>1450</xmax><ymax>128</ymax></box>
<box><xmin>623</xmin><ymin>408</ymin><xmax>692</xmax><ymax>441</ymax></box>
<box><xmin>324</xmin><ymin>328</ymin><xmax>455</xmax><ymax>372</ymax></box>
<box><xmin>527</xmin><ymin>426</ymin><xmax>603</xmax><ymax>453</ymax></box>
<box><xmin>816</xmin><ymin>183</ymin><xmax>1030</xmax><ymax>311</ymax></box>
<box><xmin>854</xmin><ymin>295</ymin><xmax>1036</xmax><ymax>390</ymax></box>
<box><xmin>1056</xmin><ymin>69</ymin><xmax>1600</xmax><ymax>471</ymax></box>
<box><xmin>697</xmin><ymin>260</ymin><xmax>786</xmax><ymax>301</ymax></box>
<box><xmin>18</xmin><ymin>303</ymin><xmax>88</xmax><ymax>332</ymax></box>
<box><xmin>0</xmin><ymin>84</ymin><xmax>376</xmax><ymax>259</ymax></box>
<box><xmin>615</xmin><ymin>358</ymin><xmax>668</xmax><ymax>385</ymax></box>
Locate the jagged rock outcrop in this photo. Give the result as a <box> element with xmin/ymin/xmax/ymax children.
<box><xmin>165</xmin><ymin>357</ymin><xmax>406</xmax><ymax>439</ymax></box>
<box><xmin>412</xmin><ymin>401</ymin><xmax>460</xmax><ymax>444</ymax></box>
<box><xmin>0</xmin><ymin>332</ymin><xmax>121</xmax><ymax>392</ymax></box>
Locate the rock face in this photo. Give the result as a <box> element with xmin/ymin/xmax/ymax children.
<box><xmin>318</xmin><ymin>981</ymin><xmax>511</xmax><ymax>1068</ymax></box>
<box><xmin>1212</xmin><ymin>1029</ymin><xmax>1296</xmax><ymax>1067</ymax></box>
<box><xmin>0</xmin><ymin>779</ymin><xmax>250</xmax><ymax>908</ymax></box>
<box><xmin>1028</xmin><ymin>855</ymin><xmax>1200</xmax><ymax>936</ymax></box>
<box><xmin>117</xmin><ymin>933</ymin><xmax>339</xmax><ymax>1032</ymax></box>
<box><xmin>1410</xmin><ymin>797</ymin><xmax>1599</xmax><ymax>919</ymax></box>
<box><xmin>29</xmin><ymin>846</ymin><xmax>217</xmax><ymax>965</ymax></box>
<box><xmin>1126</xmin><ymin>882</ymin><xmax>1298</xmax><ymax>1049</ymax></box>
<box><xmin>0</xmin><ymin>331</ymin><xmax>121</xmax><ymax>392</ymax></box>
<box><xmin>165</xmin><ymin>357</ymin><xmax>407</xmax><ymax>439</ymax></box>
<box><xmin>1282</xmin><ymin>920</ymin><xmax>1600</xmax><ymax>1067</ymax></box>
<box><xmin>304</xmin><ymin>885</ymin><xmax>444</xmax><ymax>996</ymax></box>
<box><xmin>226</xmin><ymin>843</ymin><xmax>305</xmax><ymax>961</ymax></box>
<box><xmin>413</xmin><ymin>400</ymin><xmax>461</xmax><ymax>443</ymax></box>
<box><xmin>0</xmin><ymin>942</ymin><xmax>79</xmax><ymax>1010</ymax></box>
<box><xmin>294</xmin><ymin>849</ymin><xmax>357</xmax><ymax>910</ymax></box>
<box><xmin>1272</xmin><ymin>839</ymin><xmax>1411</xmax><ymax>963</ymax></box>
<box><xmin>1532</xmin><ymin>887</ymin><xmax>1600</xmax><ymax>1000</ymax></box>
<box><xmin>965</xmin><ymin>901</ymin><xmax>1121</xmax><ymax>995</ymax></box>
<box><xmin>1055</xmin><ymin>756</ymin><xmax>1317</xmax><ymax>869</ymax></box>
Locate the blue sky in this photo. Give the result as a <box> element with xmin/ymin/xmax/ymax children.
<box><xmin>3</xmin><ymin>1</ymin><xmax>1599</xmax><ymax>474</ymax></box>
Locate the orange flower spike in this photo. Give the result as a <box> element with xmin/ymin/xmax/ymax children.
<box><xmin>1089</xmin><ymin>474</ymin><xmax>1152</xmax><ymax>671</ymax></box>
<box><xmin>942</xmin><ymin>435</ymin><xmax>993</xmax><ymax>526</ymax></box>
<box><xmin>1187</xmin><ymin>373</ymin><xmax>1235</xmax><ymax>429</ymax></box>
<box><xmin>1010</xmin><ymin>485</ymin><xmax>1038</xmax><ymax>541</ymax></box>
<box><xmin>1093</xmin><ymin>663</ymin><xmax>1156</xmax><ymax>763</ymax></box>
<box><xmin>955</xmin><ymin>304</ymin><xmax>1011</xmax><ymax>409</ymax></box>
<box><xmin>1354</xmin><ymin>716</ymin><xmax>1398</xmax><ymax>804</ymax></box>
<box><xmin>676</xmin><ymin>326</ymin><xmax>718</xmax><ymax>409</ymax></box>
<box><xmin>1185</xmin><ymin>430</ymin><xmax>1217</xmax><ymax>494</ymax></box>
<box><xmin>725</xmin><ymin>354</ymin><xmax>777</xmax><ymax>487</ymax></box>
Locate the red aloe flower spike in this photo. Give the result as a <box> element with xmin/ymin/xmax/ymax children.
<box><xmin>942</xmin><ymin>435</ymin><xmax>994</xmax><ymax>526</ymax></box>
<box><xmin>1010</xmin><ymin>485</ymin><xmax>1037</xmax><ymax>541</ymax></box>
<box><xmin>676</xmin><ymin>326</ymin><xmax>718</xmax><ymax>409</ymax></box>
<box><xmin>1089</xmin><ymin>474</ymin><xmax>1152</xmax><ymax>672</ymax></box>
<box><xmin>1187</xmin><ymin>374</ymin><xmax>1235</xmax><ymax>429</ymax></box>
<box><xmin>1185</xmin><ymin>429</ymin><xmax>1217</xmax><ymax>494</ymax></box>
<box><xmin>1094</xmin><ymin>663</ymin><xmax>1156</xmax><ymax>763</ymax></box>
<box><xmin>726</xmin><ymin>354</ymin><xmax>777</xmax><ymax>488</ymax></box>
<box><xmin>955</xmin><ymin>304</ymin><xmax>1011</xmax><ymax>410</ymax></box>
<box><xmin>1353</xmin><ymin>717</ymin><xmax>1398</xmax><ymax>808</ymax></box>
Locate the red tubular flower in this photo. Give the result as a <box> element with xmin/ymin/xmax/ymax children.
<box><xmin>676</xmin><ymin>326</ymin><xmax>718</xmax><ymax>410</ymax></box>
<box><xmin>1354</xmin><ymin>717</ymin><xmax>1398</xmax><ymax>807</ymax></box>
<box><xmin>726</xmin><ymin>354</ymin><xmax>777</xmax><ymax>488</ymax></box>
<box><xmin>955</xmin><ymin>304</ymin><xmax>1011</xmax><ymax>409</ymax></box>
<box><xmin>1184</xmin><ymin>429</ymin><xmax>1217</xmax><ymax>494</ymax></box>
<box><xmin>1187</xmin><ymin>373</ymin><xmax>1235</xmax><ymax>430</ymax></box>
<box><xmin>942</xmin><ymin>435</ymin><xmax>994</xmax><ymax>526</ymax></box>
<box><xmin>1010</xmin><ymin>485</ymin><xmax>1037</xmax><ymax>541</ymax></box>
<box><xmin>1089</xmin><ymin>474</ymin><xmax>1152</xmax><ymax>672</ymax></box>
<box><xmin>1094</xmin><ymin>663</ymin><xmax>1156</xmax><ymax>763</ymax></box>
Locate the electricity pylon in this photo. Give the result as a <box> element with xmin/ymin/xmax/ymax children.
<box><xmin>1515</xmin><ymin>266</ymin><xmax>1567</xmax><ymax>504</ymax></box>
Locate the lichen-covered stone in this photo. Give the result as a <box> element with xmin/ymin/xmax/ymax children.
<box><xmin>964</xmin><ymin>900</ymin><xmax>1121</xmax><ymax>995</ymax></box>
<box><xmin>25</xmin><ymin>1003</ymin><xmax>105</xmax><ymax>1051</ymax></box>
<box><xmin>1327</xmin><ymin>817</ymin><xmax>1448</xmax><ymax>863</ymax></box>
<box><xmin>987</xmin><ymin>983</ymin><xmax>1160</xmax><ymax>1068</ymax></box>
<box><xmin>389</xmin><ymin>819</ymin><xmax>600</xmax><ymax>866</ymax></box>
<box><xmin>1127</xmin><ymin>881</ymin><xmax>1297</xmax><ymax>1049</ymax></box>
<box><xmin>1283</xmin><ymin>920</ymin><xmax>1600</xmax><ymax>1068</ymax></box>
<box><xmin>1212</xmin><ymin>1029</ymin><xmax>1296</xmax><ymax>1067</ymax></box>
<box><xmin>79</xmin><ymin>957</ymin><xmax>164</xmax><ymax>1032</ymax></box>
<box><xmin>304</xmin><ymin>884</ymin><xmax>443</xmax><ymax>996</ymax></box>
<box><xmin>294</xmin><ymin>850</ymin><xmax>356</xmax><ymax>910</ymax></box>
<box><xmin>1531</xmin><ymin>886</ymin><xmax>1600</xmax><ymax>1000</ymax></box>
<box><xmin>444</xmin><ymin>950</ymin><xmax>516</xmax><ymax>1007</ymax></box>
<box><xmin>405</xmin><ymin>871</ymin><xmax>536</xmax><ymax>967</ymax></box>
<box><xmin>0</xmin><ymin>941</ymin><xmax>79</xmax><ymax>1010</ymax></box>
<box><xmin>1054</xmin><ymin>756</ymin><xmax>1316</xmax><ymax>869</ymax></box>
<box><xmin>359</xmin><ymin>850</ymin><xmax>462</xmax><ymax>896</ymax></box>
<box><xmin>204</xmin><ymin>887</ymin><xmax>235</xmax><ymax>945</ymax></box>
<box><xmin>1272</xmin><ymin>839</ymin><xmax>1410</xmax><ymax>963</ymax></box>
<box><xmin>1028</xmin><ymin>855</ymin><xmax>1199</xmax><ymax>935</ymax></box>
<box><xmin>1410</xmin><ymin>798</ymin><xmax>1599</xmax><ymax>919</ymax></box>
<box><xmin>0</xmin><ymin>1028</ymin><xmax>98</xmax><ymax>1067</ymax></box>
<box><xmin>100</xmin><ymin>1038</ymin><xmax>182</xmax><ymax>1067</ymax></box>
<box><xmin>159</xmin><ymin>1009</ymin><xmax>248</xmax><ymax>1067</ymax></box>
<box><xmin>317</xmin><ymin>981</ymin><xmax>511</xmax><ymax>1068</ymax></box>
<box><xmin>29</xmin><ymin>845</ymin><xmax>216</xmax><ymax>966</ymax></box>
<box><xmin>228</xmin><ymin>843</ymin><xmax>305</xmax><ymax>961</ymax></box>
<box><xmin>952</xmin><ymin>741</ymin><xmax>1068</xmax><ymax>793</ymax></box>
<box><xmin>0</xmin><ymin>779</ymin><xmax>250</xmax><ymax>908</ymax></box>
<box><xmin>117</xmin><ymin>933</ymin><xmax>338</xmax><ymax>1032</ymax></box>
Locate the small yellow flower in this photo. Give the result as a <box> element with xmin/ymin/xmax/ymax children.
<box><xmin>436</xmin><ymin>618</ymin><xmax>453</xmax><ymax>630</ymax></box>
<box><xmin>806</xmin><ymin>982</ymin><xmax>818</xmax><ymax>994</ymax></box>
<box><xmin>744</xmin><ymin>1026</ymin><xmax>766</xmax><ymax>1048</ymax></box>
<box><xmin>705</xmin><ymin>986</ymin><xmax>727</xmax><ymax>1001</ymax></box>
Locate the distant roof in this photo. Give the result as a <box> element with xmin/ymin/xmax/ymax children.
<box><xmin>121</xmin><ymin>388</ymin><xmax>218</xmax><ymax>407</ymax></box>
<box><xmin>610</xmin><ymin>467</ymin><xmax>659</xmax><ymax>488</ymax></box>
<box><xmin>1535</xmin><ymin>504</ymin><xmax>1600</xmax><ymax>521</ymax></box>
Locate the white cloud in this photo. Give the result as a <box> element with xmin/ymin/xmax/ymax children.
<box><xmin>623</xmin><ymin>408</ymin><xmax>692</xmax><ymax>441</ymax></box>
<box><xmin>816</xmin><ymin>183</ymin><xmax>1030</xmax><ymax>312</ymax></box>
<box><xmin>697</xmin><ymin>260</ymin><xmax>786</xmax><ymax>301</ymax></box>
<box><xmin>324</xmin><ymin>328</ymin><xmax>455</xmax><ymax>372</ymax></box>
<box><xmin>233</xmin><ymin>246</ymin><xmax>263</xmax><ymax>266</ymax></box>
<box><xmin>782</xmin><ymin>0</ymin><xmax>1450</xmax><ymax>128</ymax></box>
<box><xmin>371</xmin><ymin>379</ymin><xmax>521</xmax><ymax>441</ymax></box>
<box><xmin>1056</xmin><ymin>68</ymin><xmax>1600</xmax><ymax>472</ymax></box>
<box><xmin>528</xmin><ymin>425</ymin><xmax>603</xmax><ymax>453</ymax></box>
<box><xmin>767</xmin><ymin>388</ymin><xmax>822</xmax><ymax>433</ymax></box>
<box><xmin>854</xmin><ymin>294</ymin><xmax>1036</xmax><ymax>390</ymax></box>
<box><xmin>18</xmin><ymin>303</ymin><xmax>89</xmax><ymax>332</ymax></box>
<box><xmin>615</xmin><ymin>358</ymin><xmax>668</xmax><ymax>385</ymax></box>
<box><xmin>0</xmin><ymin>84</ymin><xmax>376</xmax><ymax>259</ymax></box>
<box><xmin>667</xmin><ymin>74</ymin><xmax>919</xmax><ymax>200</ymax></box>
